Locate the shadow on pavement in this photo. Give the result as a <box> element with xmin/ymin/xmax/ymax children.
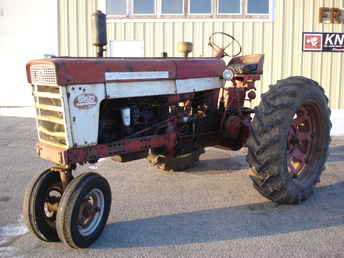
<box><xmin>94</xmin><ymin>182</ymin><xmax>344</xmax><ymax>249</ymax></box>
<box><xmin>186</xmin><ymin>156</ymin><xmax>249</xmax><ymax>174</ymax></box>
<box><xmin>327</xmin><ymin>145</ymin><xmax>344</xmax><ymax>163</ymax></box>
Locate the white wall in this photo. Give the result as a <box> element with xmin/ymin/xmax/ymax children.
<box><xmin>0</xmin><ymin>0</ymin><xmax>58</xmax><ymax>106</ymax></box>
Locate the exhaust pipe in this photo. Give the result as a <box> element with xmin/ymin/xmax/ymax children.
<box><xmin>92</xmin><ymin>10</ymin><xmax>107</xmax><ymax>57</ymax></box>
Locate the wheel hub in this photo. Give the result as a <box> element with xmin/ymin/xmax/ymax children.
<box><xmin>77</xmin><ymin>189</ymin><xmax>105</xmax><ymax>236</ymax></box>
<box><xmin>43</xmin><ymin>186</ymin><xmax>62</xmax><ymax>220</ymax></box>
<box><xmin>287</xmin><ymin>105</ymin><xmax>317</xmax><ymax>179</ymax></box>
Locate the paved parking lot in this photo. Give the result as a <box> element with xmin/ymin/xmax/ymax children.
<box><xmin>0</xmin><ymin>116</ymin><xmax>343</xmax><ymax>257</ymax></box>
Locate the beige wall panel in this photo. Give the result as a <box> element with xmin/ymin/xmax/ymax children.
<box><xmin>77</xmin><ymin>0</ymin><xmax>87</xmax><ymax>56</ymax></box>
<box><xmin>69</xmin><ymin>0</ymin><xmax>80</xmax><ymax>56</ymax></box>
<box><xmin>183</xmin><ymin>22</ymin><xmax>193</xmax><ymax>51</ymax></box>
<box><xmin>271</xmin><ymin>0</ymin><xmax>283</xmax><ymax>84</ymax></box>
<box><xmin>115</xmin><ymin>23</ymin><xmax>125</xmax><ymax>40</ymax></box>
<box><xmin>203</xmin><ymin>22</ymin><xmax>214</xmax><ymax>58</ymax></box>
<box><xmin>58</xmin><ymin>0</ymin><xmax>96</xmax><ymax>56</ymax></box>
<box><xmin>59</xmin><ymin>0</ymin><xmax>344</xmax><ymax>108</ymax></box>
<box><xmin>154</xmin><ymin>23</ymin><xmax>164</xmax><ymax>56</ymax></box>
<box><xmin>58</xmin><ymin>0</ymin><xmax>69</xmax><ymax>56</ymax></box>
<box><xmin>144</xmin><ymin>23</ymin><xmax>154</xmax><ymax>57</ymax></box>
<box><xmin>331</xmin><ymin>0</ymin><xmax>344</xmax><ymax>109</ymax></box>
<box><xmin>321</xmin><ymin>52</ymin><xmax>334</xmax><ymax>102</ymax></box>
<box><xmin>291</xmin><ymin>0</ymin><xmax>304</xmax><ymax>76</ymax></box>
<box><xmin>311</xmin><ymin>0</ymin><xmax>324</xmax><ymax>85</ymax></box>
<box><xmin>321</xmin><ymin>22</ymin><xmax>335</xmax><ymax>101</ymax></box>
<box><xmin>125</xmin><ymin>23</ymin><xmax>135</xmax><ymax>40</ymax></box>
<box><xmin>163</xmin><ymin>23</ymin><xmax>173</xmax><ymax>56</ymax></box>
<box><xmin>262</xmin><ymin>22</ymin><xmax>273</xmax><ymax>88</ymax></box>
<box><xmin>252</xmin><ymin>23</ymin><xmax>263</xmax><ymax>55</ymax></box>
<box><xmin>302</xmin><ymin>0</ymin><xmax>314</xmax><ymax>79</ymax></box>
<box><xmin>250</xmin><ymin>22</ymin><xmax>264</xmax><ymax>106</ymax></box>
<box><xmin>89</xmin><ymin>0</ymin><xmax>97</xmax><ymax>57</ymax></box>
<box><xmin>233</xmin><ymin>22</ymin><xmax>244</xmax><ymax>54</ymax></box>
<box><xmin>282</xmin><ymin>0</ymin><xmax>294</xmax><ymax>78</ymax></box>
<box><xmin>243</xmin><ymin>23</ymin><xmax>254</xmax><ymax>55</ymax></box>
<box><xmin>193</xmin><ymin>22</ymin><xmax>203</xmax><ymax>57</ymax></box>
<box><xmin>107</xmin><ymin>22</ymin><xmax>115</xmax><ymax>51</ymax></box>
<box><xmin>135</xmin><ymin>23</ymin><xmax>145</xmax><ymax>41</ymax></box>
<box><xmin>174</xmin><ymin>22</ymin><xmax>184</xmax><ymax>57</ymax></box>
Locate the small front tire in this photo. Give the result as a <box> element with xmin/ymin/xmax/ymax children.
<box><xmin>23</xmin><ymin>169</ymin><xmax>63</xmax><ymax>242</ymax></box>
<box><xmin>56</xmin><ymin>172</ymin><xmax>111</xmax><ymax>248</ymax></box>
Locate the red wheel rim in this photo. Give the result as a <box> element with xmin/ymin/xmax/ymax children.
<box><xmin>287</xmin><ymin>102</ymin><xmax>322</xmax><ymax>180</ymax></box>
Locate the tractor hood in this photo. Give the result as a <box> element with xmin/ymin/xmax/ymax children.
<box><xmin>26</xmin><ymin>57</ymin><xmax>226</xmax><ymax>86</ymax></box>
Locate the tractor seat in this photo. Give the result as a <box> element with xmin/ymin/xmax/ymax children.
<box><xmin>227</xmin><ymin>54</ymin><xmax>264</xmax><ymax>75</ymax></box>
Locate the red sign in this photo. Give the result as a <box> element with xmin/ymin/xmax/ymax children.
<box><xmin>303</xmin><ymin>34</ymin><xmax>323</xmax><ymax>51</ymax></box>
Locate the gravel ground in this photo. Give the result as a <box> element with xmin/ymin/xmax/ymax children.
<box><xmin>0</xmin><ymin>116</ymin><xmax>343</xmax><ymax>258</ymax></box>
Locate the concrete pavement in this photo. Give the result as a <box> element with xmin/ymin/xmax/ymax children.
<box><xmin>0</xmin><ymin>116</ymin><xmax>343</xmax><ymax>257</ymax></box>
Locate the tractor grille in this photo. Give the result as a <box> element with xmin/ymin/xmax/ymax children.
<box><xmin>30</xmin><ymin>64</ymin><xmax>57</xmax><ymax>85</ymax></box>
<box><xmin>33</xmin><ymin>84</ymin><xmax>68</xmax><ymax>148</ymax></box>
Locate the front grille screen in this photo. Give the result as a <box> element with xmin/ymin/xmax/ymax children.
<box><xmin>30</xmin><ymin>64</ymin><xmax>57</xmax><ymax>85</ymax></box>
<box><xmin>32</xmin><ymin>83</ymin><xmax>68</xmax><ymax>148</ymax></box>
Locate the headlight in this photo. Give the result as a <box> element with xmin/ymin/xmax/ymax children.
<box><xmin>222</xmin><ymin>69</ymin><xmax>234</xmax><ymax>81</ymax></box>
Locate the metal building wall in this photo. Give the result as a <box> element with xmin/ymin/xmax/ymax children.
<box><xmin>58</xmin><ymin>0</ymin><xmax>344</xmax><ymax>109</ymax></box>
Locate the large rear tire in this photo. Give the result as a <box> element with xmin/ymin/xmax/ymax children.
<box><xmin>247</xmin><ymin>76</ymin><xmax>331</xmax><ymax>204</ymax></box>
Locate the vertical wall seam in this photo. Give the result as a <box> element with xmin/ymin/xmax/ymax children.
<box><xmin>66</xmin><ymin>0</ymin><xmax>70</xmax><ymax>56</ymax></box>
<box><xmin>251</xmin><ymin>22</ymin><xmax>254</xmax><ymax>54</ymax></box>
<box><xmin>310</xmin><ymin>0</ymin><xmax>315</xmax><ymax>79</ymax></box>
<box><xmin>85</xmin><ymin>0</ymin><xmax>89</xmax><ymax>56</ymax></box>
<box><xmin>319</xmin><ymin>0</ymin><xmax>325</xmax><ymax>86</ymax></box>
<box><xmin>162</xmin><ymin>22</ymin><xmax>165</xmax><ymax>53</ymax></box>
<box><xmin>261</xmin><ymin>22</ymin><xmax>264</xmax><ymax>93</ymax></box>
<box><xmin>329</xmin><ymin>0</ymin><xmax>335</xmax><ymax>104</ymax></box>
<box><xmin>192</xmin><ymin>22</ymin><xmax>195</xmax><ymax>57</ymax></box>
<box><xmin>172</xmin><ymin>22</ymin><xmax>175</xmax><ymax>56</ymax></box>
<box><xmin>76</xmin><ymin>0</ymin><xmax>80</xmax><ymax>56</ymax></box>
<box><xmin>143</xmin><ymin>23</ymin><xmax>146</xmax><ymax>56</ymax></box>
<box><xmin>300</xmin><ymin>0</ymin><xmax>304</xmax><ymax>75</ymax></box>
<box><xmin>340</xmin><ymin>0</ymin><xmax>344</xmax><ymax>108</ymax></box>
<box><xmin>270</xmin><ymin>22</ymin><xmax>274</xmax><ymax>86</ymax></box>
<box><xmin>280</xmin><ymin>0</ymin><xmax>285</xmax><ymax>79</ymax></box>
<box><xmin>57</xmin><ymin>0</ymin><xmax>61</xmax><ymax>55</ymax></box>
<box><xmin>201</xmin><ymin>22</ymin><xmax>204</xmax><ymax>57</ymax></box>
<box><xmin>241</xmin><ymin>22</ymin><xmax>244</xmax><ymax>55</ymax></box>
<box><xmin>152</xmin><ymin>23</ymin><xmax>155</xmax><ymax>56</ymax></box>
<box><xmin>290</xmin><ymin>0</ymin><xmax>295</xmax><ymax>75</ymax></box>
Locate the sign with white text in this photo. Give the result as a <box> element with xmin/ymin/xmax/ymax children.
<box><xmin>303</xmin><ymin>32</ymin><xmax>344</xmax><ymax>52</ymax></box>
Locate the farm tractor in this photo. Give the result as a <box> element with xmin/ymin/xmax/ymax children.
<box><xmin>23</xmin><ymin>11</ymin><xmax>331</xmax><ymax>248</ymax></box>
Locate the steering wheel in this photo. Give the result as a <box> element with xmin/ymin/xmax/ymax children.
<box><xmin>208</xmin><ymin>32</ymin><xmax>242</xmax><ymax>57</ymax></box>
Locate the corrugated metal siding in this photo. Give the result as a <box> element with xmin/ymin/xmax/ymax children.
<box><xmin>58</xmin><ymin>0</ymin><xmax>344</xmax><ymax>109</ymax></box>
<box><xmin>58</xmin><ymin>0</ymin><xmax>97</xmax><ymax>57</ymax></box>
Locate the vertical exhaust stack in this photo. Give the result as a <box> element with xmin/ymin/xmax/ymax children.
<box><xmin>92</xmin><ymin>10</ymin><xmax>107</xmax><ymax>57</ymax></box>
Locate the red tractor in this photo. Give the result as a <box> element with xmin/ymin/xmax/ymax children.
<box><xmin>23</xmin><ymin>12</ymin><xmax>331</xmax><ymax>248</ymax></box>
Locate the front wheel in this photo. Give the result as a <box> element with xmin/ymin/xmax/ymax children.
<box><xmin>247</xmin><ymin>76</ymin><xmax>331</xmax><ymax>204</ymax></box>
<box><xmin>56</xmin><ymin>172</ymin><xmax>111</xmax><ymax>248</ymax></box>
<box><xmin>23</xmin><ymin>169</ymin><xmax>63</xmax><ymax>242</ymax></box>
